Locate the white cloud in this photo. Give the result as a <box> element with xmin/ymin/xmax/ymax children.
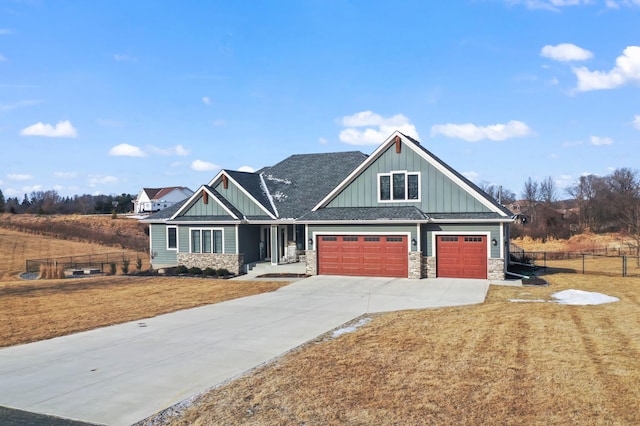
<box><xmin>573</xmin><ymin>46</ymin><xmax>640</xmax><ymax>91</ymax></box>
<box><xmin>506</xmin><ymin>0</ymin><xmax>591</xmax><ymax>12</ymax></box>
<box><xmin>606</xmin><ymin>0</ymin><xmax>640</xmax><ymax>7</ymax></box>
<box><xmin>338</xmin><ymin>111</ymin><xmax>420</xmax><ymax>145</ymax></box>
<box><xmin>318</xmin><ymin>137</ymin><xmax>328</xmax><ymax>145</ymax></box>
<box><xmin>462</xmin><ymin>171</ymin><xmax>480</xmax><ymax>182</ymax></box>
<box><xmin>541</xmin><ymin>43</ymin><xmax>593</xmax><ymax>62</ymax></box>
<box><xmin>53</xmin><ymin>171</ymin><xmax>78</xmax><ymax>179</ymax></box>
<box><xmin>148</xmin><ymin>144</ymin><xmax>191</xmax><ymax>156</ymax></box>
<box><xmin>0</xmin><ymin>99</ymin><xmax>42</xmax><ymax>112</ymax></box>
<box><xmin>4</xmin><ymin>188</ymin><xmax>20</xmax><ymax>197</ymax></box>
<box><xmin>7</xmin><ymin>173</ymin><xmax>33</xmax><ymax>181</ymax></box>
<box><xmin>109</xmin><ymin>143</ymin><xmax>146</xmax><ymax>157</ymax></box>
<box><xmin>430</xmin><ymin>120</ymin><xmax>532</xmax><ymax>142</ymax></box>
<box><xmin>113</xmin><ymin>54</ymin><xmax>137</xmax><ymax>62</ymax></box>
<box><xmin>22</xmin><ymin>184</ymin><xmax>42</xmax><ymax>193</ymax></box>
<box><xmin>590</xmin><ymin>136</ymin><xmax>613</xmax><ymax>145</ymax></box>
<box><xmin>20</xmin><ymin>120</ymin><xmax>78</xmax><ymax>138</ymax></box>
<box><xmin>632</xmin><ymin>115</ymin><xmax>640</xmax><ymax>130</ymax></box>
<box><xmin>88</xmin><ymin>175</ymin><xmax>119</xmax><ymax>187</ymax></box>
<box><xmin>202</xmin><ymin>96</ymin><xmax>211</xmax><ymax>105</ymax></box>
<box><xmin>191</xmin><ymin>160</ymin><xmax>220</xmax><ymax>172</ymax></box>
<box><xmin>238</xmin><ymin>165</ymin><xmax>255</xmax><ymax>173</ymax></box>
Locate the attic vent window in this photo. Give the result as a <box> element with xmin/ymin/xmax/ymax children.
<box><xmin>395</xmin><ymin>136</ymin><xmax>401</xmax><ymax>153</ymax></box>
<box><xmin>222</xmin><ymin>175</ymin><xmax>228</xmax><ymax>189</ymax></box>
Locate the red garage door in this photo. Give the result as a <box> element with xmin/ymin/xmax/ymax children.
<box><xmin>318</xmin><ymin>235</ymin><xmax>408</xmax><ymax>278</ymax></box>
<box><xmin>436</xmin><ymin>235</ymin><xmax>487</xmax><ymax>279</ymax></box>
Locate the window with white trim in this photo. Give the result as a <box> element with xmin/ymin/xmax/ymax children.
<box><xmin>378</xmin><ymin>171</ymin><xmax>420</xmax><ymax>202</ymax></box>
<box><xmin>167</xmin><ymin>226</ymin><xmax>177</xmax><ymax>250</ymax></box>
<box><xmin>190</xmin><ymin>228</ymin><xmax>223</xmax><ymax>253</ymax></box>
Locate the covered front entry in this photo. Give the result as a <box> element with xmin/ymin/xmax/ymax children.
<box><xmin>436</xmin><ymin>235</ymin><xmax>487</xmax><ymax>279</ymax></box>
<box><xmin>317</xmin><ymin>235</ymin><xmax>408</xmax><ymax>278</ymax></box>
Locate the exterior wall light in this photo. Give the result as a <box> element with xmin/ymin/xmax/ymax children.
<box><xmin>492</xmin><ymin>238</ymin><xmax>498</xmax><ymax>246</ymax></box>
<box><xmin>411</xmin><ymin>238</ymin><xmax>417</xmax><ymax>246</ymax></box>
<box><xmin>308</xmin><ymin>238</ymin><xmax>313</xmax><ymax>246</ymax></box>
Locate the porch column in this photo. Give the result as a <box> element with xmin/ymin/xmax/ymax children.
<box><xmin>270</xmin><ymin>225</ymin><xmax>278</xmax><ymax>265</ymax></box>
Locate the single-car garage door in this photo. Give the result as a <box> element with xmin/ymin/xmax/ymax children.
<box><xmin>436</xmin><ymin>235</ymin><xmax>487</xmax><ymax>279</ymax></box>
<box><xmin>317</xmin><ymin>235</ymin><xmax>408</xmax><ymax>278</ymax></box>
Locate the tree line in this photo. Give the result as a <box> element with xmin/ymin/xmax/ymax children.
<box><xmin>502</xmin><ymin>168</ymin><xmax>640</xmax><ymax>249</ymax></box>
<box><xmin>0</xmin><ymin>190</ymin><xmax>134</xmax><ymax>215</ymax></box>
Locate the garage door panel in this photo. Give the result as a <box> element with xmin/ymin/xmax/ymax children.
<box><xmin>318</xmin><ymin>235</ymin><xmax>408</xmax><ymax>278</ymax></box>
<box><xmin>436</xmin><ymin>235</ymin><xmax>487</xmax><ymax>279</ymax></box>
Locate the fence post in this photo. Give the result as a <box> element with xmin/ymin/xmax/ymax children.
<box><xmin>582</xmin><ymin>254</ymin><xmax>585</xmax><ymax>275</ymax></box>
<box><xmin>544</xmin><ymin>252</ymin><xmax>547</xmax><ymax>268</ymax></box>
<box><xmin>623</xmin><ymin>256</ymin><xmax>627</xmax><ymax>278</ymax></box>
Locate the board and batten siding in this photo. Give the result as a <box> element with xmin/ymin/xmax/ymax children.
<box><xmin>213</xmin><ymin>181</ymin><xmax>268</xmax><ymax>217</ymax></box>
<box><xmin>308</xmin><ymin>224</ymin><xmax>418</xmax><ymax>251</ymax></box>
<box><xmin>327</xmin><ymin>143</ymin><xmax>491</xmax><ymax>213</ymax></box>
<box><xmin>182</xmin><ymin>193</ymin><xmax>233</xmax><ymax>217</ymax></box>
<box><xmin>423</xmin><ymin>223</ymin><xmax>502</xmax><ymax>258</ymax></box>
<box><xmin>150</xmin><ymin>223</ymin><xmax>178</xmax><ymax>267</ymax></box>
<box><xmin>177</xmin><ymin>224</ymin><xmax>237</xmax><ymax>254</ymax></box>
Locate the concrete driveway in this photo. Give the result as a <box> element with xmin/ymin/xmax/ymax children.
<box><xmin>0</xmin><ymin>276</ymin><xmax>490</xmax><ymax>425</ymax></box>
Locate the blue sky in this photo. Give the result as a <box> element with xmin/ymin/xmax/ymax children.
<box><xmin>1</xmin><ymin>0</ymin><xmax>639</xmax><ymax>200</ymax></box>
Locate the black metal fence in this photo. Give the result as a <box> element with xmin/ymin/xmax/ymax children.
<box><xmin>510</xmin><ymin>243</ymin><xmax>640</xmax><ymax>278</ymax></box>
<box><xmin>26</xmin><ymin>252</ymin><xmax>143</xmax><ymax>275</ymax></box>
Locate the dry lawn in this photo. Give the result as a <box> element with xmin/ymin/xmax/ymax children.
<box><xmin>0</xmin><ymin>276</ymin><xmax>290</xmax><ymax>347</ymax></box>
<box><xmin>163</xmin><ymin>273</ymin><xmax>640</xmax><ymax>426</ymax></box>
<box><xmin>0</xmin><ymin>227</ymin><xmax>148</xmax><ymax>281</ymax></box>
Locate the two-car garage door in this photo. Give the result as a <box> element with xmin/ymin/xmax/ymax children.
<box><xmin>318</xmin><ymin>235</ymin><xmax>408</xmax><ymax>278</ymax></box>
<box><xmin>316</xmin><ymin>234</ymin><xmax>488</xmax><ymax>279</ymax></box>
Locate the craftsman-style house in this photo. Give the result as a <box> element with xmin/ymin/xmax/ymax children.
<box><xmin>144</xmin><ymin>131</ymin><xmax>514</xmax><ymax>279</ymax></box>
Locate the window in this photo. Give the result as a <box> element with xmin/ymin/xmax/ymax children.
<box><xmin>378</xmin><ymin>171</ymin><xmax>420</xmax><ymax>202</ymax></box>
<box><xmin>167</xmin><ymin>227</ymin><xmax>177</xmax><ymax>250</ymax></box>
<box><xmin>190</xmin><ymin>229</ymin><xmax>223</xmax><ymax>253</ymax></box>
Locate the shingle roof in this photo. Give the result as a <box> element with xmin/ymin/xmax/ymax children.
<box><xmin>223</xmin><ymin>170</ymin><xmax>276</xmax><ymax>216</ymax></box>
<box><xmin>143</xmin><ymin>199</ymin><xmax>188</xmax><ymax>221</ymax></box>
<box><xmin>259</xmin><ymin>151</ymin><xmax>368</xmax><ymax>219</ymax></box>
<box><xmin>298</xmin><ymin>206</ymin><xmax>428</xmax><ymax>222</ymax></box>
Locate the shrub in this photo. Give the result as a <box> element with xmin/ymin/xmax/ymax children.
<box><xmin>109</xmin><ymin>262</ymin><xmax>117</xmax><ymax>275</ymax></box>
<box><xmin>39</xmin><ymin>264</ymin><xmax>65</xmax><ymax>279</ymax></box>
<box><xmin>188</xmin><ymin>266</ymin><xmax>203</xmax><ymax>275</ymax></box>
<box><xmin>175</xmin><ymin>265</ymin><xmax>189</xmax><ymax>274</ymax></box>
<box><xmin>203</xmin><ymin>267</ymin><xmax>217</xmax><ymax>277</ymax></box>
<box><xmin>121</xmin><ymin>259</ymin><xmax>130</xmax><ymax>274</ymax></box>
<box><xmin>216</xmin><ymin>268</ymin><xmax>230</xmax><ymax>277</ymax></box>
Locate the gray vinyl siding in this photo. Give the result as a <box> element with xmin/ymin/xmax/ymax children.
<box><xmin>214</xmin><ymin>181</ymin><xmax>268</xmax><ymax>217</ymax></box>
<box><xmin>177</xmin><ymin>224</ymin><xmax>237</xmax><ymax>254</ymax></box>
<box><xmin>308</xmin><ymin>224</ymin><xmax>418</xmax><ymax>251</ymax></box>
<box><xmin>422</xmin><ymin>223</ymin><xmax>501</xmax><ymax>258</ymax></box>
<box><xmin>150</xmin><ymin>224</ymin><xmax>178</xmax><ymax>267</ymax></box>
<box><xmin>327</xmin><ymin>143</ymin><xmax>490</xmax><ymax>213</ymax></box>
<box><xmin>183</xmin><ymin>194</ymin><xmax>233</xmax><ymax>217</ymax></box>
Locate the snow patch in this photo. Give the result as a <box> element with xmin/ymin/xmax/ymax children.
<box><xmin>264</xmin><ymin>174</ymin><xmax>291</xmax><ymax>185</ymax></box>
<box><xmin>331</xmin><ymin>317</ymin><xmax>372</xmax><ymax>338</ymax></box>
<box><xmin>510</xmin><ymin>289</ymin><xmax>619</xmax><ymax>306</ymax></box>
<box><xmin>272</xmin><ymin>191</ymin><xmax>288</xmax><ymax>202</ymax></box>
<box><xmin>552</xmin><ymin>289</ymin><xmax>619</xmax><ymax>305</ymax></box>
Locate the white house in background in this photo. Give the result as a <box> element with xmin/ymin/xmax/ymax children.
<box><xmin>133</xmin><ymin>187</ymin><xmax>194</xmax><ymax>214</ymax></box>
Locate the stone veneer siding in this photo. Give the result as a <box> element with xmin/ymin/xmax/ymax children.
<box><xmin>177</xmin><ymin>253</ymin><xmax>244</xmax><ymax>275</ymax></box>
<box><xmin>488</xmin><ymin>258</ymin><xmax>505</xmax><ymax>280</ymax></box>
<box><xmin>409</xmin><ymin>251</ymin><xmax>422</xmax><ymax>279</ymax></box>
<box><xmin>305</xmin><ymin>250</ymin><xmax>317</xmax><ymax>275</ymax></box>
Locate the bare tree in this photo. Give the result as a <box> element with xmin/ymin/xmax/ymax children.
<box><xmin>478</xmin><ymin>182</ymin><xmax>516</xmax><ymax>205</ymax></box>
<box><xmin>539</xmin><ymin>176</ymin><xmax>558</xmax><ymax>205</ymax></box>
<box><xmin>521</xmin><ymin>178</ymin><xmax>539</xmax><ymax>222</ymax></box>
